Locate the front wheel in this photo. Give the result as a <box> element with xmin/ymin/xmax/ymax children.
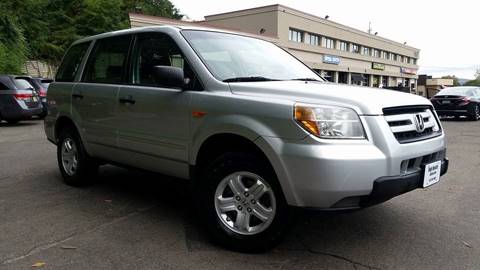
<box><xmin>197</xmin><ymin>152</ymin><xmax>292</xmax><ymax>252</ymax></box>
<box><xmin>6</xmin><ymin>119</ymin><xmax>19</xmax><ymax>124</ymax></box>
<box><xmin>57</xmin><ymin>128</ymin><xmax>99</xmax><ymax>186</ymax></box>
<box><xmin>469</xmin><ymin>104</ymin><xmax>479</xmax><ymax>121</ymax></box>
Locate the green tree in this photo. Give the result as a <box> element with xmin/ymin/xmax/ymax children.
<box><xmin>0</xmin><ymin>16</ymin><xmax>27</xmax><ymax>74</ymax></box>
<box><xmin>464</xmin><ymin>68</ymin><xmax>480</xmax><ymax>86</ymax></box>
<box><xmin>0</xmin><ymin>0</ymin><xmax>183</xmax><ymax>72</ymax></box>
<box><xmin>124</xmin><ymin>0</ymin><xmax>183</xmax><ymax>19</ymax></box>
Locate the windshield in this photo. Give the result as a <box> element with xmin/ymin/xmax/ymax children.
<box><xmin>182</xmin><ymin>30</ymin><xmax>323</xmax><ymax>82</ymax></box>
<box><xmin>436</xmin><ymin>87</ymin><xmax>476</xmax><ymax>96</ymax></box>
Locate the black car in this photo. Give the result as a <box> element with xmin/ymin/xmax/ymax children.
<box><xmin>29</xmin><ymin>77</ymin><xmax>53</xmax><ymax>118</ymax></box>
<box><xmin>431</xmin><ymin>86</ymin><xmax>480</xmax><ymax>121</ymax></box>
<box><xmin>0</xmin><ymin>75</ymin><xmax>43</xmax><ymax>124</ymax></box>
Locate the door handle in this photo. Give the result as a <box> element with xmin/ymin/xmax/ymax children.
<box><xmin>119</xmin><ymin>95</ymin><xmax>136</xmax><ymax>105</ymax></box>
<box><xmin>72</xmin><ymin>93</ymin><xmax>84</xmax><ymax>100</ymax></box>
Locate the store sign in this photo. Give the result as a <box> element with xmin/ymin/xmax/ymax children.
<box><xmin>372</xmin><ymin>62</ymin><xmax>385</xmax><ymax>70</ymax></box>
<box><xmin>401</xmin><ymin>67</ymin><xmax>417</xmax><ymax>75</ymax></box>
<box><xmin>323</xmin><ymin>55</ymin><xmax>340</xmax><ymax>65</ymax></box>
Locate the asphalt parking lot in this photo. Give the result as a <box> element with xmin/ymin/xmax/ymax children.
<box><xmin>0</xmin><ymin>119</ymin><xmax>479</xmax><ymax>270</ymax></box>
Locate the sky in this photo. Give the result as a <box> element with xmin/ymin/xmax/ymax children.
<box><xmin>171</xmin><ymin>0</ymin><xmax>480</xmax><ymax>79</ymax></box>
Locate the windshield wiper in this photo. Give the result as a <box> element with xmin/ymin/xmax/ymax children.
<box><xmin>222</xmin><ymin>76</ymin><xmax>280</xmax><ymax>83</ymax></box>
<box><xmin>291</xmin><ymin>78</ymin><xmax>322</xmax><ymax>82</ymax></box>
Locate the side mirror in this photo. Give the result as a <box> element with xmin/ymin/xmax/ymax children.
<box><xmin>151</xmin><ymin>65</ymin><xmax>186</xmax><ymax>89</ymax></box>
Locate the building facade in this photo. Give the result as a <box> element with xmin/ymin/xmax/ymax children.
<box><xmin>129</xmin><ymin>4</ymin><xmax>420</xmax><ymax>92</ymax></box>
<box><xmin>417</xmin><ymin>75</ymin><xmax>453</xmax><ymax>98</ymax></box>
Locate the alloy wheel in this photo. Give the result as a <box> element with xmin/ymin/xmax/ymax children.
<box><xmin>214</xmin><ymin>171</ymin><xmax>276</xmax><ymax>235</ymax></box>
<box><xmin>61</xmin><ymin>137</ymin><xmax>79</xmax><ymax>176</ymax></box>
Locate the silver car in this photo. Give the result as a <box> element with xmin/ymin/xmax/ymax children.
<box><xmin>44</xmin><ymin>26</ymin><xmax>448</xmax><ymax>252</ymax></box>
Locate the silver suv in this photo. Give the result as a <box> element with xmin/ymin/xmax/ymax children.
<box><xmin>45</xmin><ymin>26</ymin><xmax>448</xmax><ymax>251</ymax></box>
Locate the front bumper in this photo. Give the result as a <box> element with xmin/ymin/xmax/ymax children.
<box><xmin>360</xmin><ymin>158</ymin><xmax>448</xmax><ymax>207</ymax></box>
<box><xmin>256</xmin><ymin>115</ymin><xmax>448</xmax><ymax>209</ymax></box>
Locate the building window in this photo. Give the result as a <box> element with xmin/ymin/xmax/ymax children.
<box><xmin>404</xmin><ymin>56</ymin><xmax>409</xmax><ymax>63</ymax></box>
<box><xmin>338</xmin><ymin>72</ymin><xmax>348</xmax><ymax>84</ymax></box>
<box><xmin>289</xmin><ymin>29</ymin><xmax>303</xmax><ymax>43</ymax></box>
<box><xmin>383</xmin><ymin>51</ymin><xmax>389</xmax><ymax>59</ymax></box>
<box><xmin>389</xmin><ymin>53</ymin><xmax>395</xmax><ymax>61</ymax></box>
<box><xmin>363</xmin><ymin>47</ymin><xmax>370</xmax><ymax>56</ymax></box>
<box><xmin>351</xmin><ymin>43</ymin><xmax>360</xmax><ymax>54</ymax></box>
<box><xmin>382</xmin><ymin>76</ymin><xmax>388</xmax><ymax>88</ymax></box>
<box><xmin>339</xmin><ymin>41</ymin><xmax>348</xmax><ymax>51</ymax></box>
<box><xmin>323</xmin><ymin>70</ymin><xmax>335</xmax><ymax>82</ymax></box>
<box><xmin>306</xmin><ymin>34</ymin><xmax>319</xmax><ymax>46</ymax></box>
<box><xmin>373</xmin><ymin>49</ymin><xmax>380</xmax><ymax>58</ymax></box>
<box><xmin>412</xmin><ymin>58</ymin><xmax>417</xmax><ymax>65</ymax></box>
<box><xmin>396</xmin><ymin>55</ymin><xmax>402</xmax><ymax>62</ymax></box>
<box><xmin>363</xmin><ymin>74</ymin><xmax>370</xmax><ymax>86</ymax></box>
<box><xmin>325</xmin><ymin>38</ymin><xmax>335</xmax><ymax>49</ymax></box>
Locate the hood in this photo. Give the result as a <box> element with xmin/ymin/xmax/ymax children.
<box><xmin>229</xmin><ymin>81</ymin><xmax>431</xmax><ymax>115</ymax></box>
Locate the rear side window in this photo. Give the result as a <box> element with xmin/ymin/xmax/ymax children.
<box><xmin>56</xmin><ymin>42</ymin><xmax>91</xmax><ymax>82</ymax></box>
<box><xmin>14</xmin><ymin>79</ymin><xmax>34</xmax><ymax>90</ymax></box>
<box><xmin>83</xmin><ymin>35</ymin><xmax>132</xmax><ymax>84</ymax></box>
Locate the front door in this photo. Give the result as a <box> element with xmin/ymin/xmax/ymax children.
<box><xmin>114</xmin><ymin>32</ymin><xmax>200</xmax><ymax>178</ymax></box>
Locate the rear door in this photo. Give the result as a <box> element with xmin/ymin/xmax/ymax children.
<box><xmin>114</xmin><ymin>32</ymin><xmax>199</xmax><ymax>177</ymax></box>
<box><xmin>73</xmin><ymin>35</ymin><xmax>132</xmax><ymax>155</ymax></box>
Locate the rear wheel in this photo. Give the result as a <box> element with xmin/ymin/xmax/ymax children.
<box><xmin>57</xmin><ymin>127</ymin><xmax>99</xmax><ymax>186</ymax></box>
<box><xmin>197</xmin><ymin>152</ymin><xmax>292</xmax><ymax>252</ymax></box>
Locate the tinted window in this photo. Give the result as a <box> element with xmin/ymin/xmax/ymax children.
<box><xmin>56</xmin><ymin>42</ymin><xmax>91</xmax><ymax>82</ymax></box>
<box><xmin>83</xmin><ymin>35</ymin><xmax>132</xmax><ymax>84</ymax></box>
<box><xmin>132</xmin><ymin>33</ymin><xmax>199</xmax><ymax>89</ymax></box>
<box><xmin>14</xmin><ymin>79</ymin><xmax>34</xmax><ymax>90</ymax></box>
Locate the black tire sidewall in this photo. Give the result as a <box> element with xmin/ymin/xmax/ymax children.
<box><xmin>57</xmin><ymin>128</ymin><xmax>97</xmax><ymax>186</ymax></box>
<box><xmin>197</xmin><ymin>152</ymin><xmax>292</xmax><ymax>252</ymax></box>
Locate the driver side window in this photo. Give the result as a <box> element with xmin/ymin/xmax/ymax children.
<box><xmin>132</xmin><ymin>33</ymin><xmax>200</xmax><ymax>90</ymax></box>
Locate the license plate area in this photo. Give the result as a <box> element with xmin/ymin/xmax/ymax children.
<box><xmin>423</xmin><ymin>160</ymin><xmax>441</xmax><ymax>187</ymax></box>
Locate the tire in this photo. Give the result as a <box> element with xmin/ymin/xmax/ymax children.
<box><xmin>469</xmin><ymin>104</ymin><xmax>479</xmax><ymax>121</ymax></box>
<box><xmin>57</xmin><ymin>127</ymin><xmax>99</xmax><ymax>186</ymax></box>
<box><xmin>196</xmin><ymin>152</ymin><xmax>293</xmax><ymax>252</ymax></box>
<box><xmin>6</xmin><ymin>119</ymin><xmax>19</xmax><ymax>124</ymax></box>
<box><xmin>37</xmin><ymin>112</ymin><xmax>47</xmax><ymax>119</ymax></box>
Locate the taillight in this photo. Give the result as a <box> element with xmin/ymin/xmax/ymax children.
<box><xmin>39</xmin><ymin>88</ymin><xmax>47</xmax><ymax>97</ymax></box>
<box><xmin>14</xmin><ymin>93</ymin><xmax>33</xmax><ymax>101</ymax></box>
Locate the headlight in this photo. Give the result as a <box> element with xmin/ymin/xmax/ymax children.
<box><xmin>294</xmin><ymin>104</ymin><xmax>365</xmax><ymax>139</ymax></box>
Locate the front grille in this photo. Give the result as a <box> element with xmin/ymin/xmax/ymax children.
<box><xmin>400</xmin><ymin>149</ymin><xmax>446</xmax><ymax>175</ymax></box>
<box><xmin>383</xmin><ymin>105</ymin><xmax>442</xmax><ymax>144</ymax></box>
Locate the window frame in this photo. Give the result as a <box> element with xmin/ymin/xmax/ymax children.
<box><xmin>288</xmin><ymin>28</ymin><xmax>303</xmax><ymax>43</ymax></box>
<box><xmin>127</xmin><ymin>31</ymin><xmax>203</xmax><ymax>91</ymax></box>
<box><xmin>351</xmin><ymin>43</ymin><xmax>360</xmax><ymax>54</ymax></box>
<box><xmin>81</xmin><ymin>34</ymin><xmax>134</xmax><ymax>85</ymax></box>
<box><xmin>325</xmin><ymin>38</ymin><xmax>335</xmax><ymax>49</ymax></box>
<box><xmin>55</xmin><ymin>41</ymin><xmax>92</xmax><ymax>82</ymax></box>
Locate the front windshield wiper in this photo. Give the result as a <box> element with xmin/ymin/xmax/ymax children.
<box><xmin>291</xmin><ymin>78</ymin><xmax>322</xmax><ymax>82</ymax></box>
<box><xmin>222</xmin><ymin>76</ymin><xmax>281</xmax><ymax>83</ymax></box>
